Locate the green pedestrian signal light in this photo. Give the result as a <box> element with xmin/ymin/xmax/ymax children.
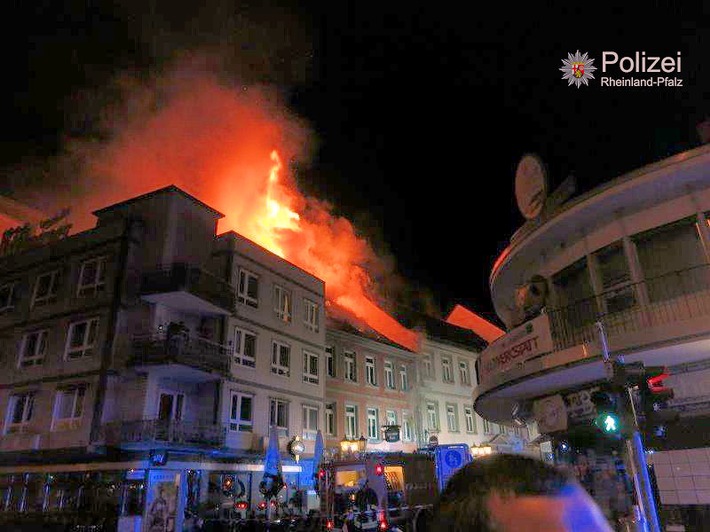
<box><xmin>595</xmin><ymin>412</ymin><xmax>621</xmax><ymax>434</ymax></box>
<box><xmin>591</xmin><ymin>391</ymin><xmax>622</xmax><ymax>436</ymax></box>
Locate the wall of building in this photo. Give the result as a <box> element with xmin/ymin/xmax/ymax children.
<box><xmin>323</xmin><ymin>328</ymin><xmax>418</xmax><ymax>452</ymax></box>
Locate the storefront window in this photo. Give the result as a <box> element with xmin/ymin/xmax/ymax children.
<box><xmin>120</xmin><ymin>479</ymin><xmax>146</xmax><ymax>517</ymax></box>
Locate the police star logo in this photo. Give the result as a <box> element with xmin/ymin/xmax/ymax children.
<box><xmin>560</xmin><ymin>50</ymin><xmax>597</xmax><ymax>88</ymax></box>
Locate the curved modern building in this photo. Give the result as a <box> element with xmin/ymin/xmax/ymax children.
<box><xmin>475</xmin><ymin>143</ymin><xmax>710</xmax><ymax>527</ymax></box>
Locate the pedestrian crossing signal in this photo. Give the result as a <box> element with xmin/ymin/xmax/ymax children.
<box><xmin>591</xmin><ymin>391</ymin><xmax>622</xmax><ymax>436</ymax></box>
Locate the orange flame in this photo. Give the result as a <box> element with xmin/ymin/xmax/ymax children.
<box><xmin>61</xmin><ymin>66</ymin><xmax>419</xmax><ymax>351</ymax></box>
<box><xmin>221</xmin><ymin>147</ymin><xmax>419</xmax><ymax>352</ymax></box>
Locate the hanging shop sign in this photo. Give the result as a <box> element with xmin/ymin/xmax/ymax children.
<box><xmin>383</xmin><ymin>425</ymin><xmax>401</xmax><ymax>443</ymax></box>
<box><xmin>479</xmin><ymin>313</ymin><xmax>554</xmax><ymax>384</ymax></box>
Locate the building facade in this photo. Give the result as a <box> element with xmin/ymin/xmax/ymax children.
<box><xmin>0</xmin><ymin>186</ymin><xmax>326</xmax><ymax>530</ymax></box>
<box><xmin>323</xmin><ymin>323</ymin><xmax>418</xmax><ymax>455</ymax></box>
<box><xmin>412</xmin><ymin>318</ymin><xmax>526</xmax><ymax>453</ymax></box>
<box><xmin>475</xmin><ymin>144</ymin><xmax>710</xmax><ymax>527</ymax></box>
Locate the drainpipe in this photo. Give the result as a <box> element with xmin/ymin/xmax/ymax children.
<box><xmin>89</xmin><ymin>217</ymin><xmax>137</xmax><ymax>445</ymax></box>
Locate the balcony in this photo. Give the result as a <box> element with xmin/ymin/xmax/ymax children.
<box><xmin>129</xmin><ymin>333</ymin><xmax>231</xmax><ymax>376</ymax></box>
<box><xmin>103</xmin><ymin>419</ymin><xmax>226</xmax><ymax>450</ymax></box>
<box><xmin>548</xmin><ymin>264</ymin><xmax>710</xmax><ymax>352</ymax></box>
<box><xmin>476</xmin><ymin>265</ymin><xmax>710</xmax><ymax>421</ymax></box>
<box><xmin>140</xmin><ymin>263</ymin><xmax>235</xmax><ymax>315</ymax></box>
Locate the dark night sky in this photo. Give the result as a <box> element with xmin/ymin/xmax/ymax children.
<box><xmin>0</xmin><ymin>1</ymin><xmax>707</xmax><ymax>326</ymax></box>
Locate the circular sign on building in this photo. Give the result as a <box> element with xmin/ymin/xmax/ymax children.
<box><xmin>515</xmin><ymin>154</ymin><xmax>548</xmax><ymax>219</ymax></box>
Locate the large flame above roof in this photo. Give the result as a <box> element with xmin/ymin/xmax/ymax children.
<box><xmin>51</xmin><ymin>63</ymin><xmax>421</xmax><ymax>351</ymax></box>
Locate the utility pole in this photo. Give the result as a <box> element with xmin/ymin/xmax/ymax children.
<box><xmin>595</xmin><ymin>321</ymin><xmax>660</xmax><ymax>532</ymax></box>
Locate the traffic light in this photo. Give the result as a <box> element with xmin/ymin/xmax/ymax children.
<box><xmin>591</xmin><ymin>390</ymin><xmax>622</xmax><ymax>437</ymax></box>
<box><xmin>639</xmin><ymin>366</ymin><xmax>680</xmax><ymax>440</ymax></box>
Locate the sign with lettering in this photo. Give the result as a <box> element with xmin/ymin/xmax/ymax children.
<box><xmin>479</xmin><ymin>313</ymin><xmax>554</xmax><ymax>384</ymax></box>
<box><xmin>384</xmin><ymin>425</ymin><xmax>400</xmax><ymax>443</ymax></box>
<box><xmin>0</xmin><ymin>208</ymin><xmax>72</xmax><ymax>257</ymax></box>
<box><xmin>150</xmin><ymin>450</ymin><xmax>169</xmax><ymax>466</ymax></box>
<box><xmin>564</xmin><ymin>386</ymin><xmax>601</xmax><ymax>424</ymax></box>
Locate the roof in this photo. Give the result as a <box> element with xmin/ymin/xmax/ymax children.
<box><xmin>396</xmin><ymin>309</ymin><xmax>488</xmax><ymax>351</ymax></box>
<box><xmin>326</xmin><ymin>315</ymin><xmax>413</xmax><ymax>352</ymax></box>
<box><xmin>92</xmin><ymin>185</ymin><xmax>224</xmax><ymax>219</ymax></box>
<box><xmin>446</xmin><ymin>304</ymin><xmax>505</xmax><ymax>343</ymax></box>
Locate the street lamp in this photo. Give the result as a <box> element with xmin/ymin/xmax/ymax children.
<box><xmin>357</xmin><ymin>435</ymin><xmax>367</xmax><ymax>453</ymax></box>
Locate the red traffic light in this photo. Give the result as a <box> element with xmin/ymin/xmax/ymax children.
<box><xmin>374</xmin><ymin>464</ymin><xmax>384</xmax><ymax>476</ymax></box>
<box><xmin>647</xmin><ymin>368</ymin><xmax>672</xmax><ymax>396</ymax></box>
<box><xmin>235</xmin><ymin>501</ymin><xmax>248</xmax><ymax>510</ymax></box>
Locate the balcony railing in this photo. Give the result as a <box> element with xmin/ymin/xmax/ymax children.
<box><xmin>103</xmin><ymin>419</ymin><xmax>226</xmax><ymax>448</ymax></box>
<box><xmin>129</xmin><ymin>333</ymin><xmax>232</xmax><ymax>374</ymax></box>
<box><xmin>547</xmin><ymin>264</ymin><xmax>710</xmax><ymax>351</ymax></box>
<box><xmin>140</xmin><ymin>262</ymin><xmax>235</xmax><ymax>312</ymax></box>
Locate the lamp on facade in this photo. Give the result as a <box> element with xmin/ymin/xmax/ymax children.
<box><xmin>357</xmin><ymin>435</ymin><xmax>368</xmax><ymax>453</ymax></box>
<box><xmin>339</xmin><ymin>435</ymin><xmax>368</xmax><ymax>454</ymax></box>
<box><xmin>471</xmin><ymin>444</ymin><xmax>493</xmax><ymax>457</ymax></box>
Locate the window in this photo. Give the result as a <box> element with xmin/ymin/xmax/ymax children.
<box><xmin>595</xmin><ymin>241</ymin><xmax>635</xmax><ymax>314</ymax></box>
<box><xmin>326</xmin><ymin>346</ymin><xmax>336</xmax><ymax>378</ymax></box>
<box><xmin>459</xmin><ymin>360</ymin><xmax>470</xmax><ymax>385</ymax></box>
<box><xmin>635</xmin><ymin>217</ymin><xmax>707</xmax><ymax>302</ymax></box>
<box><xmin>423</xmin><ymin>355</ymin><xmax>434</xmax><ymax>379</ymax></box>
<box><xmin>270</xmin><ymin>399</ymin><xmax>289</xmax><ymax>436</ymax></box>
<box><xmin>18</xmin><ymin>330</ymin><xmax>48</xmax><ymax>367</ymax></box>
<box><xmin>442</xmin><ymin>357</ymin><xmax>453</xmax><ymax>383</ymax></box>
<box><xmin>65</xmin><ymin>318</ymin><xmax>99</xmax><ymax>359</ymax></box>
<box><xmin>446</xmin><ymin>403</ymin><xmax>459</xmax><ymax>432</ymax></box>
<box><xmin>464</xmin><ymin>406</ymin><xmax>477</xmax><ymax>433</ymax></box>
<box><xmin>237</xmin><ymin>269</ymin><xmax>259</xmax><ymax>308</ymax></box>
<box><xmin>273</xmin><ymin>284</ymin><xmax>292</xmax><ymax>322</ymax></box>
<box><xmin>344</xmin><ymin>351</ymin><xmax>357</xmax><ymax>382</ymax></box>
<box><xmin>365</xmin><ymin>356</ymin><xmax>377</xmax><ymax>386</ymax></box>
<box><xmin>303</xmin><ymin>299</ymin><xmax>319</xmax><ymax>332</ymax></box>
<box><xmin>345</xmin><ymin>404</ymin><xmax>358</xmax><ymax>439</ymax></box>
<box><xmin>5</xmin><ymin>392</ymin><xmax>34</xmax><ymax>434</ymax></box>
<box><xmin>0</xmin><ymin>282</ymin><xmax>15</xmax><ymax>313</ymax></box>
<box><xmin>233</xmin><ymin>327</ymin><xmax>256</xmax><ymax>368</ymax></box>
<box><xmin>399</xmin><ymin>365</ymin><xmax>409</xmax><ymax>391</ymax></box>
<box><xmin>52</xmin><ymin>386</ymin><xmax>86</xmax><ymax>431</ymax></box>
<box><xmin>386</xmin><ymin>410</ymin><xmax>397</xmax><ymax>427</ymax></box>
<box><xmin>384</xmin><ymin>361</ymin><xmax>395</xmax><ymax>389</ymax></box>
<box><xmin>32</xmin><ymin>270</ymin><xmax>59</xmax><ymax>307</ymax></box>
<box><xmin>302</xmin><ymin>405</ymin><xmax>319</xmax><ymax>440</ymax></box>
<box><xmin>426</xmin><ymin>402</ymin><xmax>439</xmax><ymax>431</ymax></box>
<box><xmin>402</xmin><ymin>413</ymin><xmax>413</xmax><ymax>441</ymax></box>
<box><xmin>367</xmin><ymin>408</ymin><xmax>379</xmax><ymax>440</ymax></box>
<box><xmin>229</xmin><ymin>392</ymin><xmax>253</xmax><ymax>432</ymax></box>
<box><xmin>271</xmin><ymin>340</ymin><xmax>290</xmax><ymax>376</ymax></box>
<box><xmin>325</xmin><ymin>403</ymin><xmax>336</xmax><ymax>436</ymax></box>
<box><xmin>483</xmin><ymin>418</ymin><xmax>493</xmax><ymax>435</ymax></box>
<box><xmin>77</xmin><ymin>257</ymin><xmax>106</xmax><ymax>296</ymax></box>
<box><xmin>303</xmin><ymin>351</ymin><xmax>319</xmax><ymax>385</ymax></box>
<box><xmin>552</xmin><ymin>258</ymin><xmax>596</xmax><ymax>328</ymax></box>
